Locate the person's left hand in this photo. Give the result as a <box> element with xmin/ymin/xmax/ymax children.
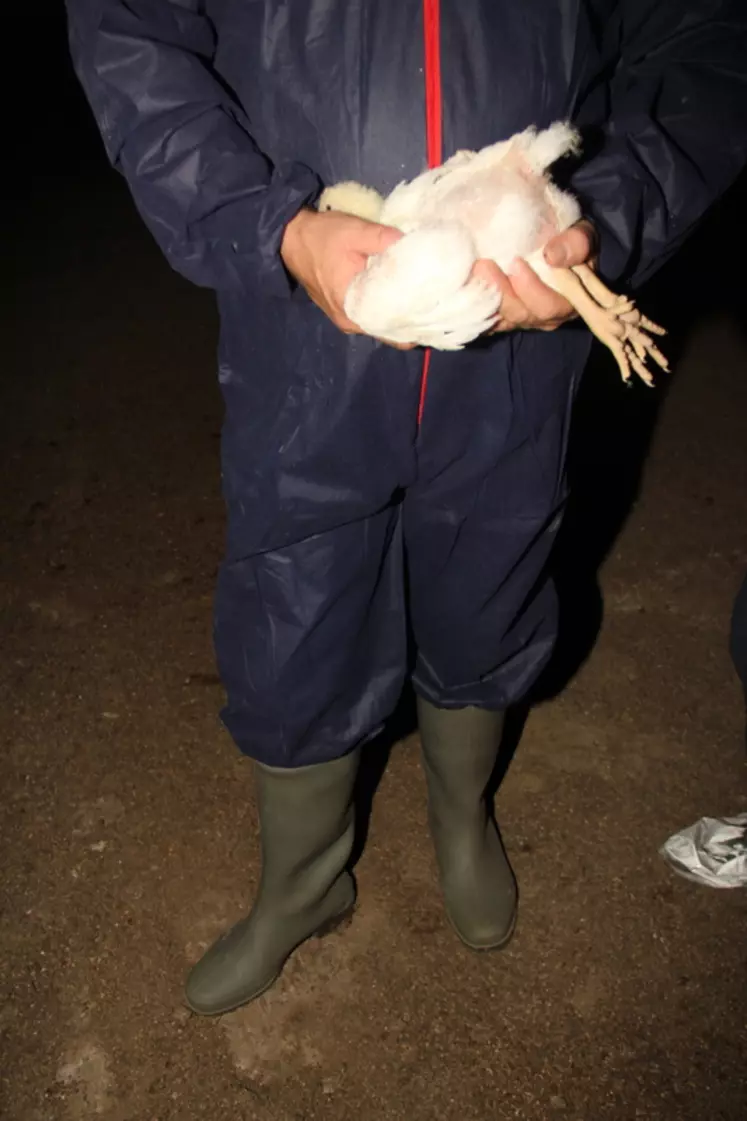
<box><xmin>471</xmin><ymin>219</ymin><xmax>598</xmax><ymax>333</ymax></box>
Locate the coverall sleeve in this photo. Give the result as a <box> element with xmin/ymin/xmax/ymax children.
<box><xmin>572</xmin><ymin>1</ymin><xmax>747</xmax><ymax>287</ymax></box>
<box><xmin>65</xmin><ymin>0</ymin><xmax>322</xmax><ymax>294</ymax></box>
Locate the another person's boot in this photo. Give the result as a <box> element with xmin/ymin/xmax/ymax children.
<box><xmin>729</xmin><ymin>570</ymin><xmax>747</xmax><ymax>751</ymax></box>
<box><xmin>417</xmin><ymin>699</ymin><xmax>517</xmax><ymax>950</ymax></box>
<box><xmin>185</xmin><ymin>750</ymin><xmax>359</xmax><ymax>1015</ymax></box>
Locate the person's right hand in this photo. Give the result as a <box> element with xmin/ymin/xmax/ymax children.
<box><xmin>280</xmin><ymin>208</ymin><xmax>414</xmax><ymax>346</ymax></box>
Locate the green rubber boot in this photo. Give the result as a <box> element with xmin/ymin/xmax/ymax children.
<box><xmin>417</xmin><ymin>699</ymin><xmax>518</xmax><ymax>951</ymax></box>
<box><xmin>185</xmin><ymin>750</ymin><xmax>359</xmax><ymax>1016</ymax></box>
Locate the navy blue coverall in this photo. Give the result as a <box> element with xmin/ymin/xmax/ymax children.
<box><xmin>66</xmin><ymin>2</ymin><xmax>747</xmax><ymax>767</ymax></box>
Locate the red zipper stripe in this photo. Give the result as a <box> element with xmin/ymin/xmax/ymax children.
<box><xmin>418</xmin><ymin>0</ymin><xmax>443</xmax><ymax>426</ymax></box>
<box><xmin>417</xmin><ymin>348</ymin><xmax>432</xmax><ymax>426</ymax></box>
<box><xmin>423</xmin><ymin>0</ymin><xmax>443</xmax><ymax>170</ymax></box>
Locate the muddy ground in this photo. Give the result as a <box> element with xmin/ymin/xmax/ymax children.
<box><xmin>3</xmin><ymin>53</ymin><xmax>747</xmax><ymax>1121</ymax></box>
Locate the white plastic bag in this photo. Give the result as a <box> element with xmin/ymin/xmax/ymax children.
<box><xmin>659</xmin><ymin>813</ymin><xmax>747</xmax><ymax>888</ymax></box>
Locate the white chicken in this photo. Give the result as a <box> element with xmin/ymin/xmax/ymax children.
<box><xmin>318</xmin><ymin>122</ymin><xmax>667</xmax><ymax>385</ymax></box>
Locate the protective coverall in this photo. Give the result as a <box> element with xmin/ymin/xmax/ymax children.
<box><xmin>66</xmin><ymin>1</ymin><xmax>747</xmax><ymax>1014</ymax></box>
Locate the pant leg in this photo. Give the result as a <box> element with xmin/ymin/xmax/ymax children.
<box><xmin>212</xmin><ymin>286</ymin><xmax>423</xmax><ymax>767</ymax></box>
<box><xmin>215</xmin><ymin>507</ymin><xmax>407</xmax><ymax>767</ymax></box>
<box><xmin>405</xmin><ymin>328</ymin><xmax>590</xmax><ymax>708</ymax></box>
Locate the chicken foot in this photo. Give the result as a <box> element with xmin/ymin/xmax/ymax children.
<box><xmin>546</xmin><ymin>263</ymin><xmax>668</xmax><ymax>385</ymax></box>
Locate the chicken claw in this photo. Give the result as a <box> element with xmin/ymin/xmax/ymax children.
<box><xmin>547</xmin><ymin>263</ymin><xmax>669</xmax><ymax>385</ymax></box>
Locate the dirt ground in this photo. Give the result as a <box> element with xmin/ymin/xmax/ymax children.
<box><xmin>4</xmin><ymin>72</ymin><xmax>747</xmax><ymax>1121</ymax></box>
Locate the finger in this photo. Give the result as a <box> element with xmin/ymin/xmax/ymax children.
<box><xmin>470</xmin><ymin>258</ymin><xmax>503</xmax><ymax>289</ymax></box>
<box><xmin>488</xmin><ymin>314</ymin><xmax>567</xmax><ymax>336</ymax></box>
<box><xmin>543</xmin><ymin>219</ymin><xmax>596</xmax><ymax>268</ymax></box>
<box><xmin>487</xmin><ymin>266</ymin><xmax>532</xmax><ymax>327</ymax></box>
<box><xmin>323</xmin><ymin>302</ymin><xmax>366</xmax><ymax>336</ymax></box>
<box><xmin>507</xmin><ymin>259</ymin><xmax>573</xmax><ymax>323</ymax></box>
<box><xmin>469</xmin><ymin>258</ymin><xmax>505</xmax><ymax>331</ymax></box>
<box><xmin>353</xmin><ymin>219</ymin><xmax>404</xmax><ymax>258</ymax></box>
<box><xmin>377</xmin><ymin>338</ymin><xmax>417</xmax><ymax>350</ymax></box>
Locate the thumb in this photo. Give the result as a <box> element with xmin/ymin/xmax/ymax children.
<box><xmin>544</xmin><ymin>220</ymin><xmax>596</xmax><ymax>268</ymax></box>
<box><xmin>543</xmin><ymin>237</ymin><xmax>570</xmax><ymax>268</ymax></box>
<box><xmin>354</xmin><ymin>220</ymin><xmax>404</xmax><ymax>258</ymax></box>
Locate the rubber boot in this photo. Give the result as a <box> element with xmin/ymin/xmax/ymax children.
<box><xmin>417</xmin><ymin>699</ymin><xmax>518</xmax><ymax>951</ymax></box>
<box><xmin>185</xmin><ymin>750</ymin><xmax>359</xmax><ymax>1016</ymax></box>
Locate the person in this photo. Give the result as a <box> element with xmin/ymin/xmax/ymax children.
<box><xmin>65</xmin><ymin>0</ymin><xmax>747</xmax><ymax>1016</ymax></box>
<box><xmin>730</xmin><ymin>572</ymin><xmax>747</xmax><ymax>746</ymax></box>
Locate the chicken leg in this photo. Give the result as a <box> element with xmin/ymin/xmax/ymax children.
<box><xmin>545</xmin><ymin>263</ymin><xmax>668</xmax><ymax>385</ymax></box>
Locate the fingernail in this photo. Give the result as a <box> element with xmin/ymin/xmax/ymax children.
<box><xmin>545</xmin><ymin>245</ymin><xmax>567</xmax><ymax>267</ymax></box>
<box><xmin>508</xmin><ymin>258</ymin><xmax>522</xmax><ymax>277</ymax></box>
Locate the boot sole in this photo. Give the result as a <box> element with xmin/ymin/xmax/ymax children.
<box><xmin>446</xmin><ymin>901</ymin><xmax>518</xmax><ymax>953</ymax></box>
<box><xmin>184</xmin><ymin>902</ymin><xmax>356</xmax><ymax>1018</ymax></box>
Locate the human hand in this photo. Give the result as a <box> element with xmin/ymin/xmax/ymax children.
<box><xmin>470</xmin><ymin>219</ymin><xmax>598</xmax><ymax>333</ymax></box>
<box><xmin>280</xmin><ymin>208</ymin><xmax>415</xmax><ymax>348</ymax></box>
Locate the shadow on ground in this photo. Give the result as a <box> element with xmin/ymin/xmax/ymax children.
<box><xmin>541</xmin><ymin>173</ymin><xmax>747</xmax><ymax>702</ymax></box>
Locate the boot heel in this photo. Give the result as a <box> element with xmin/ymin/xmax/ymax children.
<box><xmin>314</xmin><ymin>900</ymin><xmax>356</xmax><ymax>939</ymax></box>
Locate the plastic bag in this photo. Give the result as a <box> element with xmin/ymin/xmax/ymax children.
<box><xmin>659</xmin><ymin>813</ymin><xmax>747</xmax><ymax>888</ymax></box>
